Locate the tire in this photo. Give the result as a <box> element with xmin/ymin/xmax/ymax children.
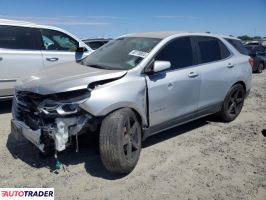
<box><xmin>218</xmin><ymin>84</ymin><xmax>245</xmax><ymax>122</ymax></box>
<box><xmin>99</xmin><ymin>108</ymin><xmax>142</xmax><ymax>173</ymax></box>
<box><xmin>256</xmin><ymin>62</ymin><xmax>264</xmax><ymax>74</ymax></box>
<box><xmin>256</xmin><ymin>63</ymin><xmax>264</xmax><ymax>73</ymax></box>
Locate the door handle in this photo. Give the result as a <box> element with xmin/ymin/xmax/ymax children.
<box><xmin>46</xmin><ymin>57</ymin><xmax>59</xmax><ymax>62</ymax></box>
<box><xmin>227</xmin><ymin>63</ymin><xmax>234</xmax><ymax>68</ymax></box>
<box><xmin>188</xmin><ymin>72</ymin><xmax>199</xmax><ymax>78</ymax></box>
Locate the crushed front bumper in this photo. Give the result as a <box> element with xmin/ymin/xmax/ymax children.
<box><xmin>11</xmin><ymin>95</ymin><xmax>94</xmax><ymax>153</ymax></box>
<box><xmin>11</xmin><ymin>114</ymin><xmax>93</xmax><ymax>153</ymax></box>
<box><xmin>11</xmin><ymin>119</ymin><xmax>44</xmax><ymax>151</ymax></box>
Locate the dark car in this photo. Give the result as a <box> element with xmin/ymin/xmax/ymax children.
<box><xmin>245</xmin><ymin>45</ymin><xmax>266</xmax><ymax>73</ymax></box>
<box><xmin>82</xmin><ymin>38</ymin><xmax>112</xmax><ymax>50</ymax></box>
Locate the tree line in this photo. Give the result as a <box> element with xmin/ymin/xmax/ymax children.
<box><xmin>237</xmin><ymin>35</ymin><xmax>266</xmax><ymax>41</ymax></box>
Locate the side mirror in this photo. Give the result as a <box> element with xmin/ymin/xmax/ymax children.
<box><xmin>153</xmin><ymin>61</ymin><xmax>171</xmax><ymax>72</ymax></box>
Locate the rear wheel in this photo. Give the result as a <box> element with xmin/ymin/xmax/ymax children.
<box><xmin>218</xmin><ymin>84</ymin><xmax>245</xmax><ymax>122</ymax></box>
<box><xmin>99</xmin><ymin>108</ymin><xmax>142</xmax><ymax>173</ymax></box>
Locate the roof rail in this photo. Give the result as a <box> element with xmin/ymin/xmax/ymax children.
<box><xmin>0</xmin><ymin>18</ymin><xmax>37</xmax><ymax>26</ymax></box>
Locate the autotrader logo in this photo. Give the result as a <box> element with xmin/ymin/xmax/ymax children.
<box><xmin>0</xmin><ymin>188</ymin><xmax>54</xmax><ymax>200</ymax></box>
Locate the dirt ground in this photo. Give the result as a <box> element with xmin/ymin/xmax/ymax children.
<box><xmin>0</xmin><ymin>73</ymin><xmax>265</xmax><ymax>200</ymax></box>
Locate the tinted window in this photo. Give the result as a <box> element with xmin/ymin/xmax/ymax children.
<box><xmin>225</xmin><ymin>38</ymin><xmax>248</xmax><ymax>55</ymax></box>
<box><xmin>87</xmin><ymin>41</ymin><xmax>107</xmax><ymax>50</ymax></box>
<box><xmin>0</xmin><ymin>25</ymin><xmax>39</xmax><ymax>50</ymax></box>
<box><xmin>196</xmin><ymin>37</ymin><xmax>230</xmax><ymax>64</ymax></box>
<box><xmin>40</xmin><ymin>29</ymin><xmax>78</xmax><ymax>51</ymax></box>
<box><xmin>220</xmin><ymin>40</ymin><xmax>231</xmax><ymax>59</ymax></box>
<box><xmin>155</xmin><ymin>37</ymin><xmax>194</xmax><ymax>69</ymax></box>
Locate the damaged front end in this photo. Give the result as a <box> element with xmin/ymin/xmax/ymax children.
<box><xmin>12</xmin><ymin>89</ymin><xmax>97</xmax><ymax>155</ymax></box>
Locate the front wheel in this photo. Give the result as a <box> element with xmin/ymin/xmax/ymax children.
<box><xmin>218</xmin><ymin>84</ymin><xmax>245</xmax><ymax>122</ymax></box>
<box><xmin>99</xmin><ymin>108</ymin><xmax>142</xmax><ymax>174</ymax></box>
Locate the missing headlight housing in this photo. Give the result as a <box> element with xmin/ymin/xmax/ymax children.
<box><xmin>56</xmin><ymin>103</ymin><xmax>79</xmax><ymax>115</ymax></box>
<box><xmin>35</xmin><ymin>89</ymin><xmax>91</xmax><ymax>116</ymax></box>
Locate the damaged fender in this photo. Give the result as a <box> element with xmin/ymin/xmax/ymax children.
<box><xmin>79</xmin><ymin>74</ymin><xmax>148</xmax><ymax>127</ymax></box>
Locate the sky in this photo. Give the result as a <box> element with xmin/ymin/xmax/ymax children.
<box><xmin>0</xmin><ymin>0</ymin><xmax>266</xmax><ymax>39</ymax></box>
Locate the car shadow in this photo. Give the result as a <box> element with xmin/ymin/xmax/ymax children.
<box><xmin>0</xmin><ymin>100</ymin><xmax>12</xmax><ymax>114</ymax></box>
<box><xmin>142</xmin><ymin>116</ymin><xmax>211</xmax><ymax>148</ymax></box>
<box><xmin>6</xmin><ymin>132</ymin><xmax>125</xmax><ymax>180</ymax></box>
<box><xmin>6</xmin><ymin>115</ymin><xmax>216</xmax><ymax>180</ymax></box>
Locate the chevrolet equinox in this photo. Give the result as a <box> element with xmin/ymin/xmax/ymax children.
<box><xmin>12</xmin><ymin>32</ymin><xmax>252</xmax><ymax>173</ymax></box>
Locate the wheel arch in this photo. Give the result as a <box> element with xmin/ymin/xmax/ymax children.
<box><xmin>222</xmin><ymin>80</ymin><xmax>247</xmax><ymax>102</ymax></box>
<box><xmin>233</xmin><ymin>81</ymin><xmax>246</xmax><ymax>94</ymax></box>
<box><xmin>93</xmin><ymin>103</ymin><xmax>147</xmax><ymax>127</ymax></box>
<box><xmin>103</xmin><ymin>107</ymin><xmax>146</xmax><ymax>138</ymax></box>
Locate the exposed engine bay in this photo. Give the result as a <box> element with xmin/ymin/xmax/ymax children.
<box><xmin>12</xmin><ymin>89</ymin><xmax>98</xmax><ymax>155</ymax></box>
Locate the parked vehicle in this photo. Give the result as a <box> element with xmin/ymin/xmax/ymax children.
<box><xmin>12</xmin><ymin>32</ymin><xmax>252</xmax><ymax>174</ymax></box>
<box><xmin>245</xmin><ymin>43</ymin><xmax>266</xmax><ymax>54</ymax></box>
<box><xmin>244</xmin><ymin>41</ymin><xmax>260</xmax><ymax>46</ymax></box>
<box><xmin>82</xmin><ymin>38</ymin><xmax>112</xmax><ymax>50</ymax></box>
<box><xmin>0</xmin><ymin>19</ymin><xmax>92</xmax><ymax>100</ymax></box>
<box><xmin>262</xmin><ymin>39</ymin><xmax>266</xmax><ymax>47</ymax></box>
<box><xmin>245</xmin><ymin>45</ymin><xmax>266</xmax><ymax>73</ymax></box>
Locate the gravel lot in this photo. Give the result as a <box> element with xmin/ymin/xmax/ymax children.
<box><xmin>0</xmin><ymin>73</ymin><xmax>265</xmax><ymax>200</ymax></box>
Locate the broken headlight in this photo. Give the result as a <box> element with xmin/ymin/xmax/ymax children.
<box><xmin>38</xmin><ymin>89</ymin><xmax>90</xmax><ymax>116</ymax></box>
<box><xmin>39</xmin><ymin>102</ymin><xmax>81</xmax><ymax>116</ymax></box>
<box><xmin>57</xmin><ymin>103</ymin><xmax>79</xmax><ymax>115</ymax></box>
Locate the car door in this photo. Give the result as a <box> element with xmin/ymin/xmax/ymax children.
<box><xmin>0</xmin><ymin>25</ymin><xmax>43</xmax><ymax>97</ymax></box>
<box><xmin>145</xmin><ymin>36</ymin><xmax>200</xmax><ymax>128</ymax></box>
<box><xmin>39</xmin><ymin>28</ymin><xmax>89</xmax><ymax>68</ymax></box>
<box><xmin>192</xmin><ymin>36</ymin><xmax>237</xmax><ymax>112</ymax></box>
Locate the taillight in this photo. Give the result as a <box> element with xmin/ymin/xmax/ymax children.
<box><xmin>248</xmin><ymin>57</ymin><xmax>254</xmax><ymax>67</ymax></box>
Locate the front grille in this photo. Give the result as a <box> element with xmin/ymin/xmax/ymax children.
<box><xmin>14</xmin><ymin>91</ymin><xmax>43</xmax><ymax>130</ymax></box>
<box><xmin>16</xmin><ymin>91</ymin><xmax>44</xmax><ymax>105</ymax></box>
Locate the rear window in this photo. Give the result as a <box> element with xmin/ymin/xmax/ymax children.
<box><xmin>0</xmin><ymin>25</ymin><xmax>39</xmax><ymax>50</ymax></box>
<box><xmin>195</xmin><ymin>36</ymin><xmax>231</xmax><ymax>64</ymax></box>
<box><xmin>225</xmin><ymin>38</ymin><xmax>248</xmax><ymax>55</ymax></box>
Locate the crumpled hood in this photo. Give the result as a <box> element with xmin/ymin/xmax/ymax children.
<box><xmin>16</xmin><ymin>62</ymin><xmax>127</xmax><ymax>95</ymax></box>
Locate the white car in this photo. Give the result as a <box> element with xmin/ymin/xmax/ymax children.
<box><xmin>0</xmin><ymin>19</ymin><xmax>92</xmax><ymax>99</ymax></box>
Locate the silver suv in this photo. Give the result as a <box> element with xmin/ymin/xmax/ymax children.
<box><xmin>0</xmin><ymin>19</ymin><xmax>92</xmax><ymax>100</ymax></box>
<box><xmin>12</xmin><ymin>32</ymin><xmax>252</xmax><ymax>174</ymax></box>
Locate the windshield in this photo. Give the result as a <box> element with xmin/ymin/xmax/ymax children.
<box><xmin>81</xmin><ymin>37</ymin><xmax>161</xmax><ymax>70</ymax></box>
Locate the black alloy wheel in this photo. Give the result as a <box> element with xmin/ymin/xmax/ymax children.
<box><xmin>227</xmin><ymin>86</ymin><xmax>245</xmax><ymax>117</ymax></box>
<box><xmin>218</xmin><ymin>84</ymin><xmax>245</xmax><ymax>122</ymax></box>
<box><xmin>100</xmin><ymin>108</ymin><xmax>142</xmax><ymax>173</ymax></box>
<box><xmin>122</xmin><ymin>116</ymin><xmax>141</xmax><ymax>163</ymax></box>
